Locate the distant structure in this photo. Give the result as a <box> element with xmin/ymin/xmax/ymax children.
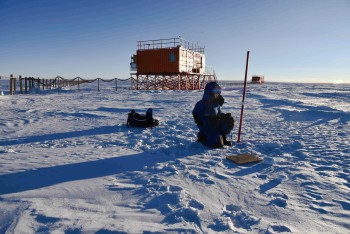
<box><xmin>130</xmin><ymin>37</ymin><xmax>216</xmax><ymax>90</ymax></box>
<box><xmin>251</xmin><ymin>75</ymin><xmax>264</xmax><ymax>84</ymax></box>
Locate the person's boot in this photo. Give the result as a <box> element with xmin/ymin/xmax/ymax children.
<box><xmin>223</xmin><ymin>135</ymin><xmax>232</xmax><ymax>146</ymax></box>
<box><xmin>197</xmin><ymin>132</ymin><xmax>206</xmax><ymax>143</ymax></box>
<box><xmin>211</xmin><ymin>135</ymin><xmax>224</xmax><ymax>148</ymax></box>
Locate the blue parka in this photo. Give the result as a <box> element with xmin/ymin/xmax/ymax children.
<box><xmin>192</xmin><ymin>82</ymin><xmax>227</xmax><ymax>147</ymax></box>
<box><xmin>192</xmin><ymin>81</ymin><xmax>222</xmax><ymax>124</ymax></box>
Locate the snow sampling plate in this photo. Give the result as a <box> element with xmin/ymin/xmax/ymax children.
<box><xmin>226</xmin><ymin>154</ymin><xmax>262</xmax><ymax>165</ymax></box>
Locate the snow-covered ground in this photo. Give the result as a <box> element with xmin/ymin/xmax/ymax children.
<box><xmin>0</xmin><ymin>80</ymin><xmax>349</xmax><ymax>233</ymax></box>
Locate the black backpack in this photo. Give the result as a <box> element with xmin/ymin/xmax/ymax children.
<box><xmin>127</xmin><ymin>108</ymin><xmax>159</xmax><ymax>128</ymax></box>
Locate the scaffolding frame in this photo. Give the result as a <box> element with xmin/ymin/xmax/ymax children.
<box><xmin>131</xmin><ymin>73</ymin><xmax>216</xmax><ymax>90</ymax></box>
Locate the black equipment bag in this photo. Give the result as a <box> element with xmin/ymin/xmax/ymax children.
<box><xmin>127</xmin><ymin>108</ymin><xmax>159</xmax><ymax>128</ymax></box>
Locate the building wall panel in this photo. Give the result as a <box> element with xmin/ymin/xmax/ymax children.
<box><xmin>137</xmin><ymin>48</ymin><xmax>180</xmax><ymax>74</ymax></box>
<box><xmin>136</xmin><ymin>46</ymin><xmax>205</xmax><ymax>74</ymax></box>
<box><xmin>179</xmin><ymin>47</ymin><xmax>205</xmax><ymax>74</ymax></box>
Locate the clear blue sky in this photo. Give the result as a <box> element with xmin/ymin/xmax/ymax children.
<box><xmin>1</xmin><ymin>0</ymin><xmax>349</xmax><ymax>83</ymax></box>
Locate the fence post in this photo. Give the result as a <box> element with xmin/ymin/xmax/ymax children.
<box><xmin>27</xmin><ymin>77</ymin><xmax>29</xmax><ymax>90</ymax></box>
<box><xmin>14</xmin><ymin>76</ymin><xmax>17</xmax><ymax>94</ymax></box>
<box><xmin>37</xmin><ymin>78</ymin><xmax>40</xmax><ymax>93</ymax></box>
<box><xmin>78</xmin><ymin>78</ymin><xmax>80</xmax><ymax>91</ymax></box>
<box><xmin>19</xmin><ymin>75</ymin><xmax>23</xmax><ymax>94</ymax></box>
<box><xmin>115</xmin><ymin>78</ymin><xmax>118</xmax><ymax>91</ymax></box>
<box><xmin>29</xmin><ymin>77</ymin><xmax>32</xmax><ymax>92</ymax></box>
<box><xmin>10</xmin><ymin>74</ymin><xmax>13</xmax><ymax>95</ymax></box>
<box><xmin>57</xmin><ymin>78</ymin><xmax>59</xmax><ymax>93</ymax></box>
<box><xmin>25</xmin><ymin>77</ymin><xmax>28</xmax><ymax>93</ymax></box>
<box><xmin>10</xmin><ymin>74</ymin><xmax>17</xmax><ymax>95</ymax></box>
<box><xmin>98</xmin><ymin>78</ymin><xmax>100</xmax><ymax>91</ymax></box>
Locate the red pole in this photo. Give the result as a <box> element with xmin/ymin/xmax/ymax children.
<box><xmin>237</xmin><ymin>51</ymin><xmax>250</xmax><ymax>143</ymax></box>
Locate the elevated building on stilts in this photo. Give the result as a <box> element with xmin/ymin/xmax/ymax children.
<box><xmin>130</xmin><ymin>37</ymin><xmax>216</xmax><ymax>90</ymax></box>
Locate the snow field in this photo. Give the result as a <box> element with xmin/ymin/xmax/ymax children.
<box><xmin>0</xmin><ymin>81</ymin><xmax>349</xmax><ymax>233</ymax></box>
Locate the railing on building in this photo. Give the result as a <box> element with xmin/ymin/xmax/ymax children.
<box><xmin>137</xmin><ymin>37</ymin><xmax>205</xmax><ymax>54</ymax></box>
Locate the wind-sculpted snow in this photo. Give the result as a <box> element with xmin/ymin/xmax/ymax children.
<box><xmin>0</xmin><ymin>81</ymin><xmax>349</xmax><ymax>233</ymax></box>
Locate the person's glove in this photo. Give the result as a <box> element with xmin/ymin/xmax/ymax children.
<box><xmin>219</xmin><ymin>112</ymin><xmax>231</xmax><ymax>119</ymax></box>
<box><xmin>217</xmin><ymin>95</ymin><xmax>224</xmax><ymax>106</ymax></box>
<box><xmin>193</xmin><ymin>113</ymin><xmax>203</xmax><ymax>126</ymax></box>
<box><xmin>208</xmin><ymin>115</ymin><xmax>220</xmax><ymax>128</ymax></box>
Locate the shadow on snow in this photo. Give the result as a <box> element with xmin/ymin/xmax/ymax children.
<box><xmin>0</xmin><ymin>144</ymin><xmax>205</xmax><ymax>196</ymax></box>
<box><xmin>0</xmin><ymin>125</ymin><xmax>121</xmax><ymax>146</ymax></box>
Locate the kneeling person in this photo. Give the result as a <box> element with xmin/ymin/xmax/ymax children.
<box><xmin>192</xmin><ymin>82</ymin><xmax>234</xmax><ymax>148</ymax></box>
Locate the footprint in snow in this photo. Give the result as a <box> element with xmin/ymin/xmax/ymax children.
<box><xmin>142</xmin><ymin>178</ymin><xmax>204</xmax><ymax>229</ymax></box>
<box><xmin>188</xmin><ymin>198</ymin><xmax>204</xmax><ymax>210</ymax></box>
<box><xmin>259</xmin><ymin>178</ymin><xmax>283</xmax><ymax>194</ymax></box>
<box><xmin>266</xmin><ymin>223</ymin><xmax>292</xmax><ymax>233</ymax></box>
<box><xmin>269</xmin><ymin>197</ymin><xmax>288</xmax><ymax>208</ymax></box>
<box><xmin>215</xmin><ymin>171</ymin><xmax>230</xmax><ymax>180</ymax></box>
<box><xmin>188</xmin><ymin>172</ymin><xmax>215</xmax><ymax>185</ymax></box>
<box><xmin>163</xmin><ymin>206</ymin><xmax>203</xmax><ymax>231</ymax></box>
<box><xmin>208</xmin><ymin>217</ymin><xmax>235</xmax><ymax>232</ymax></box>
<box><xmin>35</xmin><ymin>214</ymin><xmax>61</xmax><ymax>224</ymax></box>
<box><xmin>268</xmin><ymin>192</ymin><xmax>289</xmax><ymax>208</ymax></box>
<box><xmin>220</xmin><ymin>204</ymin><xmax>261</xmax><ymax>230</ymax></box>
<box><xmin>152</xmin><ymin>162</ymin><xmax>178</xmax><ymax>175</ymax></box>
<box><xmin>31</xmin><ymin>213</ymin><xmax>61</xmax><ymax>233</ymax></box>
